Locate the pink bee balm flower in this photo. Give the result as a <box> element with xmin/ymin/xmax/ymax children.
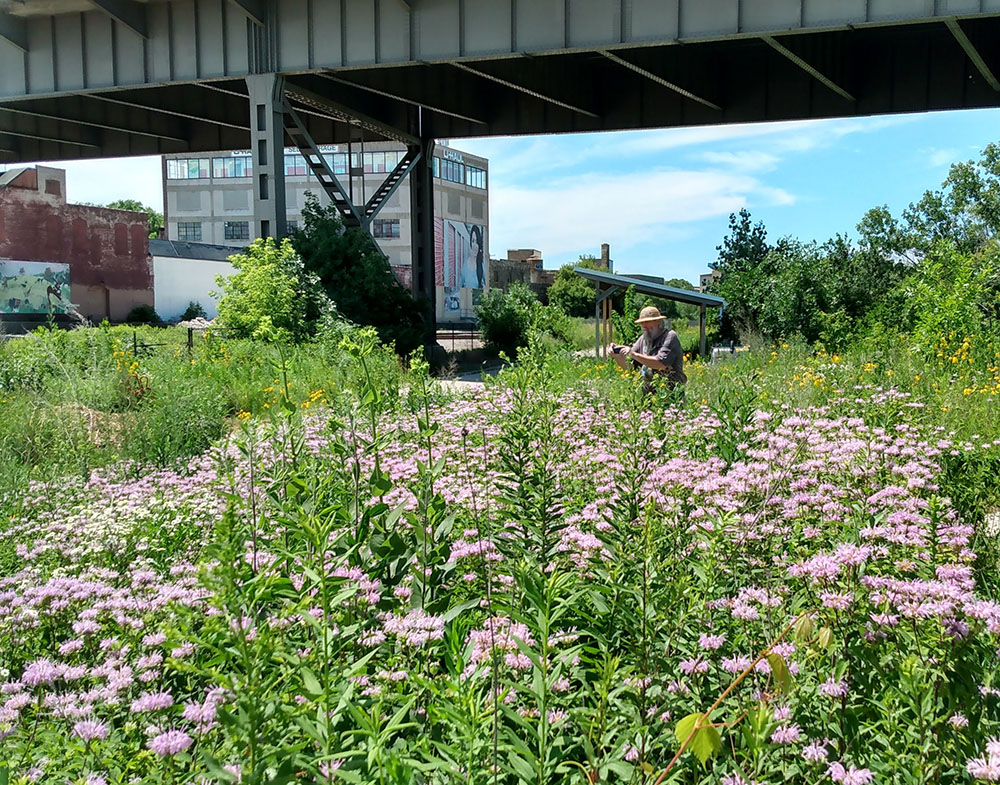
<box><xmin>72</xmin><ymin>719</ymin><xmax>109</xmax><ymax>742</ymax></box>
<box><xmin>828</xmin><ymin>762</ymin><xmax>874</xmax><ymax>785</ymax></box>
<box><xmin>147</xmin><ymin>729</ymin><xmax>193</xmax><ymax>756</ymax></box>
<box><xmin>770</xmin><ymin>724</ymin><xmax>802</xmax><ymax>744</ymax></box>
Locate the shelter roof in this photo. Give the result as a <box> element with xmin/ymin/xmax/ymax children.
<box><xmin>149</xmin><ymin>239</ymin><xmax>242</xmax><ymax>263</ymax></box>
<box><xmin>573</xmin><ymin>267</ymin><xmax>725</xmax><ymax>308</ymax></box>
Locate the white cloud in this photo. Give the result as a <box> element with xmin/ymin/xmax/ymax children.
<box><xmin>924</xmin><ymin>147</ymin><xmax>960</xmax><ymax>168</ymax></box>
<box><xmin>487</xmin><ymin>167</ymin><xmax>793</xmax><ymax>263</ymax></box>
<box><xmin>2</xmin><ymin>156</ymin><xmax>163</xmax><ymax>210</ymax></box>
<box><xmin>697</xmin><ymin>150</ymin><xmax>780</xmax><ymax>172</ymax></box>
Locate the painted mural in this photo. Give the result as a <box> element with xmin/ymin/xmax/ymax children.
<box><xmin>0</xmin><ymin>261</ymin><xmax>71</xmax><ymax>314</ymax></box>
<box><xmin>436</xmin><ymin>219</ymin><xmax>486</xmax><ymax>290</ymax></box>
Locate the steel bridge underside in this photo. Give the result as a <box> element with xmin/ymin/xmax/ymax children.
<box><xmin>2</xmin><ymin>3</ymin><xmax>1000</xmax><ymax>161</ymax></box>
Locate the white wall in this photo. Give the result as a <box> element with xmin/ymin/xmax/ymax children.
<box><xmin>153</xmin><ymin>256</ymin><xmax>234</xmax><ymax>321</ymax></box>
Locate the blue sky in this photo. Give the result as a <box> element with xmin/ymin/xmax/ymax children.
<box><xmin>457</xmin><ymin>107</ymin><xmax>1000</xmax><ymax>284</ymax></box>
<box><xmin>10</xmin><ymin>106</ymin><xmax>1000</xmax><ymax>285</ymax></box>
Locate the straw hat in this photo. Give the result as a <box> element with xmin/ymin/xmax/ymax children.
<box><xmin>634</xmin><ymin>306</ymin><xmax>665</xmax><ymax>324</ymax></box>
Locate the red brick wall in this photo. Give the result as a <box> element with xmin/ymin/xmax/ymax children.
<box><xmin>0</xmin><ymin>189</ymin><xmax>152</xmax><ymax>321</ymax></box>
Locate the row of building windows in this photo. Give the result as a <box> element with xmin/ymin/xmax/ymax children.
<box><xmin>372</xmin><ymin>218</ymin><xmax>401</xmax><ymax>239</ymax></box>
<box><xmin>168</xmin><ymin>153</ymin><xmax>487</xmax><ymax>190</ymax></box>
<box><xmin>177</xmin><ymin>221</ymin><xmax>250</xmax><ymax>241</ymax></box>
<box><xmin>175</xmin><ymin>219</ymin><xmax>395</xmax><ymax>242</ymax></box>
<box><xmin>431</xmin><ymin>157</ymin><xmax>487</xmax><ymax>190</ymax></box>
<box><xmin>167</xmin><ymin>151</ymin><xmax>414</xmax><ymax>181</ymax></box>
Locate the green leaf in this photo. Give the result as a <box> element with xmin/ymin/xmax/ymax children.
<box><xmin>793</xmin><ymin>614</ymin><xmax>815</xmax><ymax>642</ymax></box>
<box><xmin>508</xmin><ymin>753</ymin><xmax>536</xmax><ymax>782</ymax></box>
<box><xmin>766</xmin><ymin>653</ymin><xmax>792</xmax><ymax>695</ymax></box>
<box><xmin>301</xmin><ymin>666</ymin><xmax>323</xmax><ymax>697</ymax></box>
<box><xmin>818</xmin><ymin>626</ymin><xmax>834</xmax><ymax>649</ymax></box>
<box><xmin>689</xmin><ymin>724</ymin><xmax>722</xmax><ymax>766</ymax></box>
<box><xmin>441</xmin><ymin>597</ymin><xmax>481</xmax><ymax>624</ymax></box>
<box><xmin>674</xmin><ymin>712</ymin><xmax>703</xmax><ymax>747</ymax></box>
<box><xmin>675</xmin><ymin>712</ymin><xmax>721</xmax><ymax>766</ymax></box>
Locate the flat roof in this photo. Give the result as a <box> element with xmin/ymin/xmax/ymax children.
<box><xmin>149</xmin><ymin>239</ymin><xmax>243</xmax><ymax>262</ymax></box>
<box><xmin>573</xmin><ymin>267</ymin><xmax>725</xmax><ymax>308</ymax></box>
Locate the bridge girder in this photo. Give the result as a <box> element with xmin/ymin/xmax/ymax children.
<box><xmin>1</xmin><ymin>1</ymin><xmax>1000</xmax><ymax>162</ymax></box>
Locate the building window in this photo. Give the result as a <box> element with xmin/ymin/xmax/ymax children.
<box><xmin>224</xmin><ymin>221</ymin><xmax>250</xmax><ymax>240</ymax></box>
<box><xmin>372</xmin><ymin>219</ymin><xmax>401</xmax><ymax>239</ymax></box>
<box><xmin>212</xmin><ymin>156</ymin><xmax>253</xmax><ymax>178</ymax></box>
<box><xmin>284</xmin><ymin>154</ymin><xmax>308</xmax><ymax>176</ymax></box>
<box><xmin>176</xmin><ymin>222</ymin><xmax>202</xmax><ymax>241</ymax></box>
<box><xmin>167</xmin><ymin>158</ymin><xmax>211</xmax><ymax>180</ymax></box>
<box><xmin>286</xmin><ymin>220</ymin><xmax>299</xmax><ymax>231</ymax></box>
<box><xmin>433</xmin><ymin>157</ymin><xmax>464</xmax><ymax>184</ymax></box>
<box><xmin>465</xmin><ymin>165</ymin><xmax>487</xmax><ymax>190</ymax></box>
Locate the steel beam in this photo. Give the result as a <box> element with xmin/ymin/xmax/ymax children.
<box><xmin>321</xmin><ymin>73</ymin><xmax>487</xmax><ymax>126</ymax></box>
<box><xmin>284</xmin><ymin>82</ymin><xmax>420</xmax><ymax>145</ymax></box>
<box><xmin>945</xmin><ymin>18</ymin><xmax>1000</xmax><ymax>92</ymax></box>
<box><xmin>598</xmin><ymin>50</ymin><xmax>721</xmax><ymax>112</ymax></box>
<box><xmin>450</xmin><ymin>62</ymin><xmax>600</xmax><ymax>119</ymax></box>
<box><xmin>246</xmin><ymin>73</ymin><xmax>287</xmax><ymax>240</ymax></box>
<box><xmin>0</xmin><ymin>105</ymin><xmax>186</xmax><ymax>143</ymax></box>
<box><xmin>0</xmin><ymin>9</ymin><xmax>27</xmax><ymax>52</ymax></box>
<box><xmin>410</xmin><ymin>135</ymin><xmax>436</xmax><ymax>325</ymax></box>
<box><xmin>0</xmin><ymin>127</ymin><xmax>100</xmax><ymax>149</ymax></box>
<box><xmin>89</xmin><ymin>0</ymin><xmax>148</xmax><ymax>39</ymax></box>
<box><xmin>762</xmin><ymin>35</ymin><xmax>854</xmax><ymax>102</ymax></box>
<box><xmin>227</xmin><ymin>0</ymin><xmax>267</xmax><ymax>27</ymax></box>
<box><xmin>86</xmin><ymin>94</ymin><xmax>251</xmax><ymax>131</ymax></box>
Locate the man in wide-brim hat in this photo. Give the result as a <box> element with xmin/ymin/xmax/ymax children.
<box><xmin>610</xmin><ymin>305</ymin><xmax>687</xmax><ymax>390</ymax></box>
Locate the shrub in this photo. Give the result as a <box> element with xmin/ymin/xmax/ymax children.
<box><xmin>180</xmin><ymin>301</ymin><xmax>207</xmax><ymax>321</ymax></box>
<box><xmin>125</xmin><ymin>304</ymin><xmax>160</xmax><ymax>324</ymax></box>
<box><xmin>214</xmin><ymin>237</ymin><xmax>330</xmax><ymax>342</ymax></box>
<box><xmin>291</xmin><ymin>195</ymin><xmax>427</xmax><ymax>355</ymax></box>
<box><xmin>476</xmin><ymin>282</ymin><xmax>537</xmax><ymax>355</ymax></box>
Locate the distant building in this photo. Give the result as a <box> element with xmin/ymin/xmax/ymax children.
<box><xmin>162</xmin><ymin>141</ymin><xmax>489</xmax><ymax>322</ymax></box>
<box><xmin>699</xmin><ymin>269</ymin><xmax>722</xmax><ymax>291</ymax></box>
<box><xmin>0</xmin><ymin>165</ymin><xmax>151</xmax><ymax>328</ymax></box>
<box><xmin>150</xmin><ymin>239</ymin><xmax>240</xmax><ymax>321</ymax></box>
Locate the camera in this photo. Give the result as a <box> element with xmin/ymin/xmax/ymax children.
<box><xmin>611</xmin><ymin>346</ymin><xmax>623</xmax><ymax>355</ymax></box>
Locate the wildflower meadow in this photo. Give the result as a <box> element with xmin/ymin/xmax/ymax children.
<box><xmin>0</xmin><ymin>320</ymin><xmax>999</xmax><ymax>785</ymax></box>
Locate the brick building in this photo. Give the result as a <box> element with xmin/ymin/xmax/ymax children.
<box><xmin>0</xmin><ymin>166</ymin><xmax>152</xmax><ymax>327</ymax></box>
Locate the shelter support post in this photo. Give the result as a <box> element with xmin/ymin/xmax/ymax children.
<box><xmin>410</xmin><ymin>136</ymin><xmax>436</xmax><ymax>340</ymax></box>
<box><xmin>700</xmin><ymin>305</ymin><xmax>707</xmax><ymax>358</ymax></box>
<box><xmin>246</xmin><ymin>73</ymin><xmax>287</xmax><ymax>240</ymax></box>
<box><xmin>594</xmin><ymin>281</ymin><xmax>601</xmax><ymax>356</ymax></box>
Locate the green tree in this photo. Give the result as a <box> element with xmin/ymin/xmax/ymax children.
<box><xmin>659</xmin><ymin>277</ymin><xmax>699</xmax><ymax>322</ymax></box>
<box><xmin>215</xmin><ymin>236</ymin><xmax>328</xmax><ymax>341</ymax></box>
<box><xmin>105</xmin><ymin>199</ymin><xmax>164</xmax><ymax>239</ymax></box>
<box><xmin>290</xmin><ymin>194</ymin><xmax>426</xmax><ymax>355</ymax></box>
<box><xmin>903</xmin><ymin>143</ymin><xmax>1000</xmax><ymax>253</ymax></box>
<box><xmin>712</xmin><ymin>209</ymin><xmax>772</xmax><ymax>339</ymax></box>
<box><xmin>476</xmin><ymin>282</ymin><xmax>539</xmax><ymax>355</ymax></box>
<box><xmin>547</xmin><ymin>255</ymin><xmax>603</xmax><ymax>318</ymax></box>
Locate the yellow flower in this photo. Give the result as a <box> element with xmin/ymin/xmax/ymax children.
<box><xmin>237</xmin><ymin>410</ymin><xmax>251</xmax><ymax>420</ymax></box>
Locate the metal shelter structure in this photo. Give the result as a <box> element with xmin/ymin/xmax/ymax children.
<box><xmin>5</xmin><ymin>1</ymin><xmax>1000</xmax><ymax>310</ymax></box>
<box><xmin>573</xmin><ymin>267</ymin><xmax>725</xmax><ymax>359</ymax></box>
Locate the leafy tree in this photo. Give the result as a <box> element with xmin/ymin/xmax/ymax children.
<box><xmin>476</xmin><ymin>282</ymin><xmax>538</xmax><ymax>355</ymax></box>
<box><xmin>290</xmin><ymin>194</ymin><xmax>426</xmax><ymax>355</ymax></box>
<box><xmin>903</xmin><ymin>143</ymin><xmax>1000</xmax><ymax>253</ymax></box>
<box><xmin>547</xmin><ymin>255</ymin><xmax>603</xmax><ymax>318</ymax></box>
<box><xmin>711</xmin><ymin>209</ymin><xmax>773</xmax><ymax>339</ymax></box>
<box><xmin>659</xmin><ymin>278</ymin><xmax>699</xmax><ymax>322</ymax></box>
<box><xmin>215</xmin><ymin>237</ymin><xmax>328</xmax><ymax>342</ymax></box>
<box><xmin>105</xmin><ymin>199</ymin><xmax>164</xmax><ymax>239</ymax></box>
<box><xmin>476</xmin><ymin>282</ymin><xmax>570</xmax><ymax>355</ymax></box>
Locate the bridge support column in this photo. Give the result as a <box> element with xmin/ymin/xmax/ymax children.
<box><xmin>246</xmin><ymin>73</ymin><xmax>287</xmax><ymax>241</ymax></box>
<box><xmin>410</xmin><ymin>136</ymin><xmax>436</xmax><ymax>337</ymax></box>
